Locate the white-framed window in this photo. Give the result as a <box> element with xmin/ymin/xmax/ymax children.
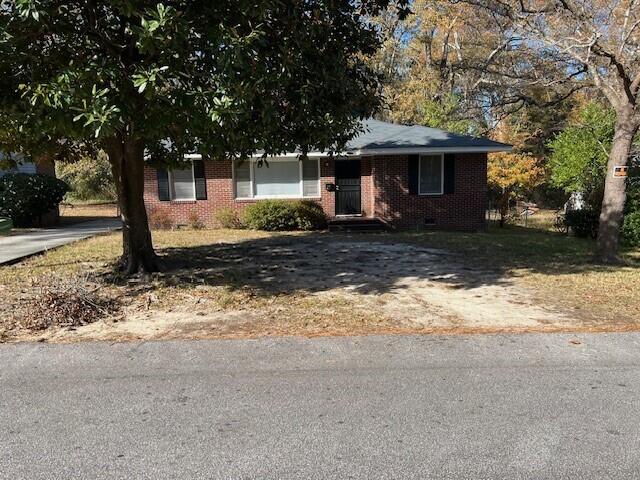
<box><xmin>233</xmin><ymin>158</ymin><xmax>321</xmax><ymax>199</ymax></box>
<box><xmin>169</xmin><ymin>162</ymin><xmax>196</xmax><ymax>201</ymax></box>
<box><xmin>418</xmin><ymin>154</ymin><xmax>444</xmax><ymax>195</ymax></box>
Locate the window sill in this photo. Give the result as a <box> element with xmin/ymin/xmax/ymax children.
<box><xmin>418</xmin><ymin>193</ymin><xmax>444</xmax><ymax>197</ymax></box>
<box><xmin>235</xmin><ymin>196</ymin><xmax>322</xmax><ymax>202</ymax></box>
<box><xmin>170</xmin><ymin>199</ymin><xmax>198</xmax><ymax>204</ymax></box>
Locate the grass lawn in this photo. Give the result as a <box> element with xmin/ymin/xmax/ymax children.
<box><xmin>58</xmin><ymin>202</ymin><xmax>118</xmax><ymax>226</ymax></box>
<box><xmin>395</xmin><ymin>226</ymin><xmax>640</xmax><ymax>325</ymax></box>
<box><xmin>1</xmin><ymin>210</ymin><xmax>638</xmax><ymax>342</ymax></box>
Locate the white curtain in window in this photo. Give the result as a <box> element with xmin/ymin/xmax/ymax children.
<box><xmin>171</xmin><ymin>165</ymin><xmax>195</xmax><ymax>200</ymax></box>
<box><xmin>419</xmin><ymin>155</ymin><xmax>442</xmax><ymax>194</ymax></box>
<box><xmin>234</xmin><ymin>160</ymin><xmax>252</xmax><ymax>198</ymax></box>
<box><xmin>302</xmin><ymin>159</ymin><xmax>320</xmax><ymax>197</ymax></box>
<box><xmin>254</xmin><ymin>160</ymin><xmax>300</xmax><ymax>197</ymax></box>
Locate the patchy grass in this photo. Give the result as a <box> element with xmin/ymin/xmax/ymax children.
<box><xmin>58</xmin><ymin>202</ymin><xmax>118</xmax><ymax>226</ymax></box>
<box><xmin>1</xmin><ymin>221</ymin><xmax>638</xmax><ymax>342</ymax></box>
<box><xmin>393</xmin><ymin>221</ymin><xmax>640</xmax><ymax>324</ymax></box>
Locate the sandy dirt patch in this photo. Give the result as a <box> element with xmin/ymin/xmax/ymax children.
<box><xmin>31</xmin><ymin>235</ymin><xmax>582</xmax><ymax>343</ymax></box>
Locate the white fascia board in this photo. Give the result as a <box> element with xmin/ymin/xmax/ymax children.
<box><xmin>183</xmin><ymin>145</ymin><xmax>511</xmax><ymax>160</ymax></box>
<box><xmin>353</xmin><ymin>146</ymin><xmax>512</xmax><ymax>155</ymax></box>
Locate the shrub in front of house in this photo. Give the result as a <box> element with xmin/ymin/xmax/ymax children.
<box><xmin>244</xmin><ymin>200</ymin><xmax>327</xmax><ymax>231</ymax></box>
<box><xmin>215</xmin><ymin>207</ymin><xmax>245</xmax><ymax>229</ymax></box>
<box><xmin>564</xmin><ymin>208</ymin><xmax>599</xmax><ymax>238</ymax></box>
<box><xmin>622</xmin><ymin>211</ymin><xmax>640</xmax><ymax>247</ymax></box>
<box><xmin>0</xmin><ymin>173</ymin><xmax>69</xmax><ymax>227</ymax></box>
<box><xmin>148</xmin><ymin>207</ymin><xmax>174</xmax><ymax>230</ymax></box>
<box><xmin>294</xmin><ymin>199</ymin><xmax>328</xmax><ymax>231</ymax></box>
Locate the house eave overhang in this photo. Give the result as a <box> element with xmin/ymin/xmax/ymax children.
<box><xmin>241</xmin><ymin>145</ymin><xmax>512</xmax><ymax>158</ymax></box>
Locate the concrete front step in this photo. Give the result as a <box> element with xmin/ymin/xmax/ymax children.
<box><xmin>328</xmin><ymin>217</ymin><xmax>389</xmax><ymax>233</ymax></box>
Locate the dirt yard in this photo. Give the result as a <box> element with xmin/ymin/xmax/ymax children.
<box><xmin>3</xmin><ymin>225</ymin><xmax>637</xmax><ymax>343</ymax></box>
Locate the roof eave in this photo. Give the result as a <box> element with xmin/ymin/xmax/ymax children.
<box><xmin>350</xmin><ymin>145</ymin><xmax>512</xmax><ymax>155</ymax></box>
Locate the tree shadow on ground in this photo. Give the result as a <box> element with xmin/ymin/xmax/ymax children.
<box><xmin>138</xmin><ymin>227</ymin><xmax>638</xmax><ymax>298</ymax></box>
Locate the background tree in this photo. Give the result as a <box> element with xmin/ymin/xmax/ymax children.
<box><xmin>0</xmin><ymin>0</ymin><xmax>408</xmax><ymax>274</ymax></box>
<box><xmin>56</xmin><ymin>153</ymin><xmax>117</xmax><ymax>202</ymax></box>
<box><xmin>370</xmin><ymin>0</ymin><xmax>507</xmax><ymax>133</ymax></box>
<box><xmin>457</xmin><ymin>0</ymin><xmax>640</xmax><ymax>262</ymax></box>
<box><xmin>548</xmin><ymin>102</ymin><xmax>617</xmax><ymax>208</ymax></box>
<box><xmin>487</xmin><ymin>120</ymin><xmax>545</xmax><ymax>226</ymax></box>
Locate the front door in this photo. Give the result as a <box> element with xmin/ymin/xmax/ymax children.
<box><xmin>335</xmin><ymin>159</ymin><xmax>361</xmax><ymax>216</ymax></box>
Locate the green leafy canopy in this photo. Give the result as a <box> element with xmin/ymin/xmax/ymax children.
<box><xmin>547</xmin><ymin>102</ymin><xmax>616</xmax><ymax>194</ymax></box>
<box><xmin>1</xmin><ymin>0</ymin><xmax>409</xmax><ymax>165</ymax></box>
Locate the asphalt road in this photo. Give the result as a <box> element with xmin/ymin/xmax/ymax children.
<box><xmin>1</xmin><ymin>333</ymin><xmax>640</xmax><ymax>479</ymax></box>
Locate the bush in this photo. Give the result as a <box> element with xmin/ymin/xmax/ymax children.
<box><xmin>215</xmin><ymin>207</ymin><xmax>244</xmax><ymax>229</ymax></box>
<box><xmin>294</xmin><ymin>200</ymin><xmax>327</xmax><ymax>230</ymax></box>
<box><xmin>244</xmin><ymin>200</ymin><xmax>298</xmax><ymax>231</ymax></box>
<box><xmin>148</xmin><ymin>208</ymin><xmax>173</xmax><ymax>230</ymax></box>
<box><xmin>622</xmin><ymin>211</ymin><xmax>640</xmax><ymax>247</ymax></box>
<box><xmin>565</xmin><ymin>208</ymin><xmax>599</xmax><ymax>238</ymax></box>
<box><xmin>56</xmin><ymin>153</ymin><xmax>116</xmax><ymax>201</ymax></box>
<box><xmin>244</xmin><ymin>199</ymin><xmax>327</xmax><ymax>231</ymax></box>
<box><xmin>187</xmin><ymin>211</ymin><xmax>205</xmax><ymax>230</ymax></box>
<box><xmin>0</xmin><ymin>173</ymin><xmax>69</xmax><ymax>227</ymax></box>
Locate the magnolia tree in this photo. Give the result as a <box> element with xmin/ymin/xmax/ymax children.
<box><xmin>0</xmin><ymin>0</ymin><xmax>408</xmax><ymax>274</ymax></box>
<box><xmin>458</xmin><ymin>0</ymin><xmax>640</xmax><ymax>262</ymax></box>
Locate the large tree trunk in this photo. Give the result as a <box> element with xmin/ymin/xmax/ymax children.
<box><xmin>105</xmin><ymin>136</ymin><xmax>159</xmax><ymax>274</ymax></box>
<box><xmin>596</xmin><ymin>117</ymin><xmax>638</xmax><ymax>263</ymax></box>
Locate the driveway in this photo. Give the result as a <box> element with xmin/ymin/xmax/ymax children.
<box><xmin>0</xmin><ymin>218</ymin><xmax>121</xmax><ymax>265</ymax></box>
<box><xmin>1</xmin><ymin>333</ymin><xmax>639</xmax><ymax>479</ymax></box>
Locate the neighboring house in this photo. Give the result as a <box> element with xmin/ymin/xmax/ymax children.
<box><xmin>144</xmin><ymin>119</ymin><xmax>512</xmax><ymax>230</ymax></box>
<box><xmin>0</xmin><ymin>156</ymin><xmax>56</xmax><ymax>178</ymax></box>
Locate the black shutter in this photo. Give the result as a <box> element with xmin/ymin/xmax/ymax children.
<box><xmin>193</xmin><ymin>159</ymin><xmax>207</xmax><ymax>200</ymax></box>
<box><xmin>443</xmin><ymin>154</ymin><xmax>455</xmax><ymax>194</ymax></box>
<box><xmin>156</xmin><ymin>168</ymin><xmax>170</xmax><ymax>201</ymax></box>
<box><xmin>408</xmin><ymin>154</ymin><xmax>419</xmax><ymax>194</ymax></box>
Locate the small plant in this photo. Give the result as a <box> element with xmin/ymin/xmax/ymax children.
<box><xmin>148</xmin><ymin>207</ymin><xmax>174</xmax><ymax>230</ymax></box>
<box><xmin>244</xmin><ymin>199</ymin><xmax>327</xmax><ymax>231</ymax></box>
<box><xmin>187</xmin><ymin>211</ymin><xmax>205</xmax><ymax>230</ymax></box>
<box><xmin>0</xmin><ymin>173</ymin><xmax>69</xmax><ymax>227</ymax></box>
<box><xmin>215</xmin><ymin>207</ymin><xmax>244</xmax><ymax>229</ymax></box>
<box><xmin>565</xmin><ymin>208</ymin><xmax>599</xmax><ymax>238</ymax></box>
<box><xmin>622</xmin><ymin>210</ymin><xmax>640</xmax><ymax>247</ymax></box>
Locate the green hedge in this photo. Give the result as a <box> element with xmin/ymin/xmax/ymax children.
<box><xmin>622</xmin><ymin>211</ymin><xmax>640</xmax><ymax>247</ymax></box>
<box><xmin>0</xmin><ymin>173</ymin><xmax>69</xmax><ymax>227</ymax></box>
<box><xmin>244</xmin><ymin>199</ymin><xmax>327</xmax><ymax>231</ymax></box>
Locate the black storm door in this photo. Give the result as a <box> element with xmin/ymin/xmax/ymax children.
<box><xmin>335</xmin><ymin>159</ymin><xmax>361</xmax><ymax>215</ymax></box>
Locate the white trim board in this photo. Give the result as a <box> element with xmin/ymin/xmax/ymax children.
<box><xmin>179</xmin><ymin>145</ymin><xmax>511</xmax><ymax>161</ymax></box>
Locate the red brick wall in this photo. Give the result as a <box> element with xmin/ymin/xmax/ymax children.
<box><xmin>144</xmin><ymin>158</ymin><xmax>338</xmax><ymax>227</ymax></box>
<box><xmin>371</xmin><ymin>153</ymin><xmax>487</xmax><ymax>231</ymax></box>
<box><xmin>143</xmin><ymin>153</ymin><xmax>487</xmax><ymax>230</ymax></box>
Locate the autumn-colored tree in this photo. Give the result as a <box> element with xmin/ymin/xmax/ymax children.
<box><xmin>458</xmin><ymin>0</ymin><xmax>640</xmax><ymax>262</ymax></box>
<box><xmin>488</xmin><ymin>120</ymin><xmax>546</xmax><ymax>226</ymax></box>
<box><xmin>372</xmin><ymin>0</ymin><xmax>505</xmax><ymax>133</ymax></box>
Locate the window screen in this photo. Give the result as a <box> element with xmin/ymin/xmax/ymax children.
<box><xmin>170</xmin><ymin>164</ymin><xmax>195</xmax><ymax>200</ymax></box>
<box><xmin>234</xmin><ymin>160</ymin><xmax>252</xmax><ymax>198</ymax></box>
<box><xmin>419</xmin><ymin>155</ymin><xmax>443</xmax><ymax>195</ymax></box>
<box><xmin>254</xmin><ymin>160</ymin><xmax>300</xmax><ymax>197</ymax></box>
<box><xmin>302</xmin><ymin>159</ymin><xmax>320</xmax><ymax>197</ymax></box>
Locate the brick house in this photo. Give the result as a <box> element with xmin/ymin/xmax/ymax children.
<box><xmin>143</xmin><ymin>119</ymin><xmax>511</xmax><ymax>231</ymax></box>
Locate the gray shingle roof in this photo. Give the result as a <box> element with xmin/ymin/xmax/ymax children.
<box><xmin>344</xmin><ymin>119</ymin><xmax>511</xmax><ymax>153</ymax></box>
